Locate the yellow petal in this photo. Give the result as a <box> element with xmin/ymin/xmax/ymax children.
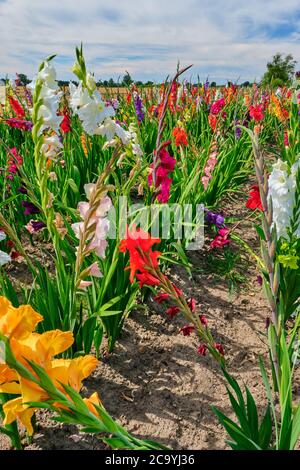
<box><xmin>19</xmin><ymin>377</ymin><xmax>48</xmax><ymax>404</ymax></box>
<box><xmin>50</xmin><ymin>356</ymin><xmax>98</xmax><ymax>392</ymax></box>
<box><xmin>83</xmin><ymin>392</ymin><xmax>102</xmax><ymax>416</ymax></box>
<box><xmin>37</xmin><ymin>330</ymin><xmax>74</xmax><ymax>360</ymax></box>
<box><xmin>3</xmin><ymin>397</ymin><xmax>35</xmax><ymax>435</ymax></box>
<box><xmin>67</xmin><ymin>356</ymin><xmax>98</xmax><ymax>391</ymax></box>
<box><xmin>0</xmin><ymin>296</ymin><xmax>13</xmax><ymax>318</ymax></box>
<box><xmin>0</xmin><ymin>364</ymin><xmax>20</xmax><ymax>394</ymax></box>
<box><xmin>0</xmin><ymin>304</ymin><xmax>43</xmax><ymax>340</ymax></box>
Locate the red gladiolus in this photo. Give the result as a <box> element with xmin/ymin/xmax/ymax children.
<box><xmin>126</xmin><ymin>93</ymin><xmax>132</xmax><ymax>104</ymax></box>
<box><xmin>198</xmin><ymin>344</ymin><xmax>207</xmax><ymax>356</ymax></box>
<box><xmin>173</xmin><ymin>127</ymin><xmax>188</xmax><ymax>147</ymax></box>
<box><xmin>166</xmin><ymin>306</ymin><xmax>180</xmax><ymax>318</ymax></box>
<box><xmin>172</xmin><ymin>284</ymin><xmax>183</xmax><ymax>297</ymax></box>
<box><xmin>60</xmin><ymin>112</ymin><xmax>71</xmax><ymax>133</ymax></box>
<box><xmin>246</xmin><ymin>185</ymin><xmax>263</xmax><ymax>211</ymax></box>
<box><xmin>180</xmin><ymin>325</ymin><xmax>195</xmax><ymax>336</ymax></box>
<box><xmin>200</xmin><ymin>315</ymin><xmax>208</xmax><ymax>326</ymax></box>
<box><xmin>208</xmin><ymin>114</ymin><xmax>217</xmax><ymax>131</ymax></box>
<box><xmin>8</xmin><ymin>96</ymin><xmax>25</xmax><ymax>119</ymax></box>
<box><xmin>136</xmin><ymin>272</ymin><xmax>161</xmax><ymax>288</ymax></box>
<box><xmin>249</xmin><ymin>104</ymin><xmax>264</xmax><ymax>122</ymax></box>
<box><xmin>188</xmin><ymin>297</ymin><xmax>196</xmax><ymax>313</ymax></box>
<box><xmin>284</xmin><ymin>131</ymin><xmax>289</xmax><ymax>147</ymax></box>
<box><xmin>120</xmin><ymin>226</ymin><xmax>161</xmax><ymax>284</ymax></box>
<box><xmin>215</xmin><ymin>343</ymin><xmax>224</xmax><ymax>356</ymax></box>
<box><xmin>154</xmin><ymin>293</ymin><xmax>169</xmax><ymax>303</ymax></box>
<box><xmin>10</xmin><ymin>251</ymin><xmax>21</xmax><ymax>260</ymax></box>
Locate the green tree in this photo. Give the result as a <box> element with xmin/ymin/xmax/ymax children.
<box><xmin>261</xmin><ymin>53</ymin><xmax>296</xmax><ymax>86</ymax></box>
<box><xmin>122</xmin><ymin>72</ymin><xmax>133</xmax><ymax>87</ymax></box>
<box><xmin>17</xmin><ymin>73</ymin><xmax>31</xmax><ymax>85</ymax></box>
<box><xmin>107</xmin><ymin>78</ymin><xmax>115</xmax><ymax>87</ymax></box>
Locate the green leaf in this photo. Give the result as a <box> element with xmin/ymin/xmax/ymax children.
<box><xmin>246</xmin><ymin>386</ymin><xmax>259</xmax><ymax>440</ymax></box>
<box><xmin>258</xmin><ymin>405</ymin><xmax>273</xmax><ymax>449</ymax></box>
<box><xmin>291</xmin><ymin>404</ymin><xmax>300</xmax><ymax>449</ymax></box>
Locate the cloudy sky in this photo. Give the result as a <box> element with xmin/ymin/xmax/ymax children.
<box><xmin>0</xmin><ymin>0</ymin><xmax>299</xmax><ymax>83</ymax></box>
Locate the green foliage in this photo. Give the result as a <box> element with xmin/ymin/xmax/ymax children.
<box><xmin>261</xmin><ymin>53</ymin><xmax>296</xmax><ymax>86</ymax></box>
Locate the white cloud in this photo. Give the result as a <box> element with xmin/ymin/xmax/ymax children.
<box><xmin>0</xmin><ymin>0</ymin><xmax>299</xmax><ymax>82</ymax></box>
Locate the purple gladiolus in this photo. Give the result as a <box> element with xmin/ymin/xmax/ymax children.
<box><xmin>18</xmin><ymin>186</ymin><xmax>27</xmax><ymax>194</ymax></box>
<box><xmin>6</xmin><ymin>118</ymin><xmax>33</xmax><ymax>131</ymax></box>
<box><xmin>205</xmin><ymin>210</ymin><xmax>225</xmax><ymax>229</ymax></box>
<box><xmin>22</xmin><ymin>201</ymin><xmax>39</xmax><ymax>215</ymax></box>
<box><xmin>133</xmin><ymin>92</ymin><xmax>144</xmax><ymax>123</ymax></box>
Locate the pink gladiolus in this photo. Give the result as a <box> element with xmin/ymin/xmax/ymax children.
<box><xmin>210</xmin><ymin>228</ymin><xmax>231</xmax><ymax>249</ymax></box>
<box><xmin>148</xmin><ymin>141</ymin><xmax>176</xmax><ymax>203</ymax></box>
<box><xmin>78</xmin><ymin>280</ymin><xmax>93</xmax><ymax>290</ymax></box>
<box><xmin>210</xmin><ymin>98</ymin><xmax>225</xmax><ymax>115</ymax></box>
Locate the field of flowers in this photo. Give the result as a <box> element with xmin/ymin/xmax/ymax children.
<box><xmin>0</xmin><ymin>46</ymin><xmax>299</xmax><ymax>451</ymax></box>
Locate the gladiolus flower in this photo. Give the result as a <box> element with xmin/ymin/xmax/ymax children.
<box><xmin>210</xmin><ymin>98</ymin><xmax>225</xmax><ymax>115</ymax></box>
<box><xmin>172</xmin><ymin>284</ymin><xmax>183</xmax><ymax>297</ymax></box>
<box><xmin>8</xmin><ymin>96</ymin><xmax>25</xmax><ymax>119</ymax></box>
<box><xmin>136</xmin><ymin>272</ymin><xmax>161</xmax><ymax>288</ymax></box>
<box><xmin>5</xmin><ymin>118</ymin><xmax>33</xmax><ymax>131</ymax></box>
<box><xmin>249</xmin><ymin>104</ymin><xmax>264</xmax><ymax>121</ymax></box>
<box><xmin>173</xmin><ymin>127</ymin><xmax>188</xmax><ymax>147</ymax></box>
<box><xmin>210</xmin><ymin>228</ymin><xmax>231</xmax><ymax>249</ymax></box>
<box><xmin>205</xmin><ymin>210</ymin><xmax>225</xmax><ymax>228</ymax></box>
<box><xmin>246</xmin><ymin>185</ymin><xmax>263</xmax><ymax>211</ymax></box>
<box><xmin>3</xmin><ymin>398</ymin><xmax>35</xmax><ymax>436</ymax></box>
<box><xmin>25</xmin><ymin>220</ymin><xmax>46</xmax><ymax>234</ymax></box>
<box><xmin>60</xmin><ymin>112</ymin><xmax>71</xmax><ymax>133</ymax></box>
<box><xmin>180</xmin><ymin>325</ymin><xmax>195</xmax><ymax>336</ymax></box>
<box><xmin>83</xmin><ymin>392</ymin><xmax>102</xmax><ymax>416</ymax></box>
<box><xmin>10</xmin><ymin>251</ymin><xmax>22</xmax><ymax>260</ymax></box>
<box><xmin>188</xmin><ymin>297</ymin><xmax>196</xmax><ymax>313</ymax></box>
<box><xmin>166</xmin><ymin>306</ymin><xmax>180</xmax><ymax>318</ymax></box>
<box><xmin>215</xmin><ymin>343</ymin><xmax>224</xmax><ymax>356</ymax></box>
<box><xmin>199</xmin><ymin>315</ymin><xmax>208</xmax><ymax>326</ymax></box>
<box><xmin>154</xmin><ymin>293</ymin><xmax>169</xmax><ymax>303</ymax></box>
<box><xmin>148</xmin><ymin>141</ymin><xmax>176</xmax><ymax>203</ymax></box>
<box><xmin>208</xmin><ymin>114</ymin><xmax>217</xmax><ymax>131</ymax></box>
<box><xmin>21</xmin><ymin>201</ymin><xmax>39</xmax><ymax>216</ymax></box>
<box><xmin>198</xmin><ymin>344</ymin><xmax>207</xmax><ymax>356</ymax></box>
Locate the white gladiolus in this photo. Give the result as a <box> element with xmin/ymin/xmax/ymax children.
<box><xmin>30</xmin><ymin>61</ymin><xmax>63</xmax><ymax>136</ymax></box>
<box><xmin>37</xmin><ymin>62</ymin><xmax>58</xmax><ymax>90</ymax></box>
<box><xmin>268</xmin><ymin>159</ymin><xmax>300</xmax><ymax>239</ymax></box>
<box><xmin>127</xmin><ymin>123</ymin><xmax>143</xmax><ymax>156</ymax></box>
<box><xmin>69</xmin><ymin>83</ymin><xmax>115</xmax><ymax>135</ymax></box>
<box><xmin>0</xmin><ymin>251</ymin><xmax>11</xmax><ymax>266</ymax></box>
<box><xmin>41</xmin><ymin>134</ymin><xmax>63</xmax><ymax>160</ymax></box>
<box><xmin>86</xmin><ymin>72</ymin><xmax>97</xmax><ymax>92</ymax></box>
<box><xmin>0</xmin><ymin>232</ymin><xmax>11</xmax><ymax>266</ymax></box>
<box><xmin>97</xmin><ymin>117</ymin><xmax>131</xmax><ymax>145</ymax></box>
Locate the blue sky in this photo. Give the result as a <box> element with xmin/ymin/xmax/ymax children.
<box><xmin>0</xmin><ymin>0</ymin><xmax>299</xmax><ymax>83</ymax></box>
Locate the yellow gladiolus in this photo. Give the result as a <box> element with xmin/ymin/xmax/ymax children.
<box><xmin>83</xmin><ymin>392</ymin><xmax>102</xmax><ymax>416</ymax></box>
<box><xmin>0</xmin><ymin>364</ymin><xmax>20</xmax><ymax>394</ymax></box>
<box><xmin>0</xmin><ymin>297</ymin><xmax>43</xmax><ymax>340</ymax></box>
<box><xmin>50</xmin><ymin>355</ymin><xmax>98</xmax><ymax>392</ymax></box>
<box><xmin>0</xmin><ymin>296</ymin><xmax>99</xmax><ymax>440</ymax></box>
<box><xmin>3</xmin><ymin>397</ymin><xmax>35</xmax><ymax>436</ymax></box>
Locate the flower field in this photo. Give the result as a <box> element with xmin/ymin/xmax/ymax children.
<box><xmin>0</xmin><ymin>47</ymin><xmax>300</xmax><ymax>451</ymax></box>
